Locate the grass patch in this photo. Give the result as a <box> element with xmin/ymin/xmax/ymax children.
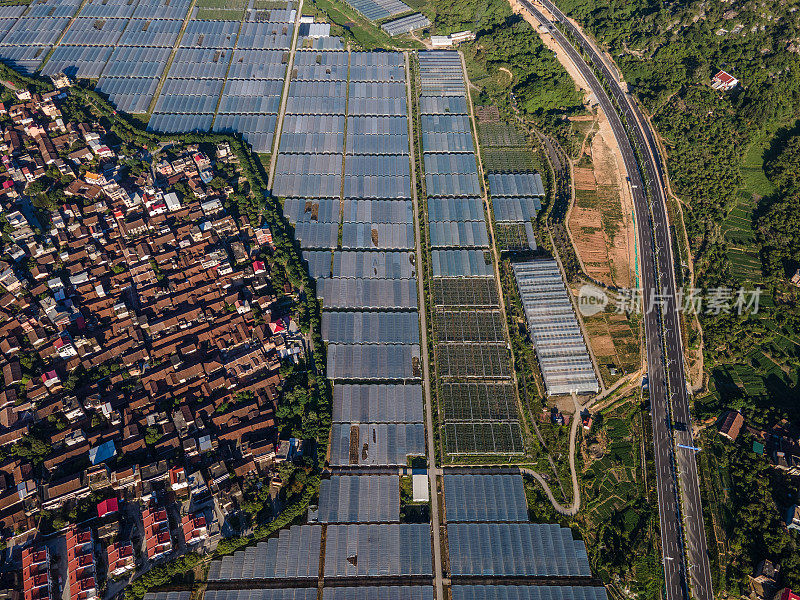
<box><xmin>482</xmin><ymin>148</ymin><xmax>536</xmax><ymax>172</ymax></box>
<box><xmin>257</xmin><ymin>152</ymin><xmax>271</xmax><ymax>172</ymax></box>
<box><xmin>495</xmin><ymin>222</ymin><xmax>534</xmax><ymax>252</ymax></box>
<box><xmin>195</xmin><ymin>0</ymin><xmax>247</xmax><ymax>9</ymax></box>
<box><xmin>195</xmin><ymin>6</ymin><xmax>245</xmax><ymax>18</ymax></box>
<box><xmin>478</xmin><ymin>121</ymin><xmax>527</xmax><ymax>147</ymax></box>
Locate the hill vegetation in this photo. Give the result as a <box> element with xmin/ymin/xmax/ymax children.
<box><xmin>543</xmin><ymin>0</ymin><xmax>800</xmax><ymax>593</ymax></box>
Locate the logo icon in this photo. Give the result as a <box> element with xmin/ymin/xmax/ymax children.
<box><xmin>577</xmin><ymin>284</ymin><xmax>608</xmax><ymax>316</ymax></box>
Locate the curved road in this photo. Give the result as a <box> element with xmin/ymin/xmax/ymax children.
<box><xmin>515</xmin><ymin>3</ymin><xmax>714</xmax><ymax>600</ymax></box>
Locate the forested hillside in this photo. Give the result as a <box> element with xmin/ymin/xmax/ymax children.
<box><xmin>549</xmin><ymin>0</ymin><xmax>800</xmax><ymax>412</ymax></box>
<box><xmin>414</xmin><ymin>0</ymin><xmax>583</xmax><ymax>119</ymax></box>
<box><xmin>547</xmin><ymin>0</ymin><xmax>800</xmax><ymax>593</ymax></box>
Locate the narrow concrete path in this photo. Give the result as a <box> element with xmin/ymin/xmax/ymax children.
<box><xmin>267</xmin><ymin>0</ymin><xmax>304</xmax><ymax>189</ymax></box>
<box><xmin>405</xmin><ymin>52</ymin><xmax>444</xmax><ymax>600</ymax></box>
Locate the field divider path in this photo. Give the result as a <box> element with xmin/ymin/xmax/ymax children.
<box><xmin>209</xmin><ymin>2</ymin><xmax>249</xmax><ymax>128</ymax></box>
<box><xmin>146</xmin><ymin>0</ymin><xmax>200</xmax><ymax>115</ymax></box>
<box><xmin>267</xmin><ymin>0</ymin><xmax>303</xmax><ymax>189</ymax></box>
<box><xmin>36</xmin><ymin>0</ymin><xmax>93</xmax><ymax>71</ymax></box>
<box><xmin>405</xmin><ymin>50</ymin><xmax>444</xmax><ymax>600</ymax></box>
<box><xmin>458</xmin><ymin>51</ymin><xmax>536</xmax><ymax>452</ymax></box>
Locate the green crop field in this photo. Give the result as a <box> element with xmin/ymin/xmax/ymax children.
<box><xmin>196</xmin><ymin>0</ymin><xmax>247</xmax><ymax>9</ymax></box>
<box><xmin>195</xmin><ymin>7</ymin><xmax>245</xmax><ymax>18</ymax></box>
<box><xmin>495</xmin><ymin>222</ymin><xmax>534</xmax><ymax>252</ymax></box>
<box><xmin>478</xmin><ymin>122</ymin><xmax>527</xmax><ymax>147</ymax></box>
<box><xmin>482</xmin><ymin>148</ymin><xmax>536</xmax><ymax>172</ymax></box>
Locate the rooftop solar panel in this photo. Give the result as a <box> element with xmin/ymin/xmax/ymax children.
<box><xmin>421</xmin><ymin>131</ymin><xmax>474</xmax><ymax>153</ymax></box>
<box><xmin>349</xmin><ymin>81</ymin><xmax>405</xmax><ymax>99</ymax></box>
<box><xmin>285</xmin><ymin>95</ymin><xmax>347</xmax><ymax>115</ymax></box>
<box><xmin>488</xmin><ymin>172</ymin><xmax>545</xmax><ymax>197</ymax></box>
<box><xmin>318</xmin><ymin>475</ymin><xmax>400</xmax><ymax>522</ymax></box>
<box><xmin>3</xmin><ymin>16</ymin><xmax>70</xmax><ymax>45</ymax></box>
<box><xmin>117</xmin><ymin>18</ymin><xmax>183</xmax><ymax>46</ymax></box>
<box><xmin>299</xmin><ymin>35</ymin><xmax>344</xmax><ymax>50</ymax></box>
<box><xmin>168</xmin><ymin>47</ymin><xmax>232</xmax><ymax>78</ymax></box>
<box><xmin>451</xmin><ymin>587</ymin><xmax>608</xmax><ymax>600</ymax></box>
<box><xmin>511</xmin><ymin>259</ymin><xmax>598</xmax><ymax>395</ymax></box>
<box><xmin>443</xmin><ymin>474</ymin><xmax>528</xmax><ymax>522</ymax></box>
<box><xmin>0</xmin><ymin>45</ymin><xmax>49</xmax><ymax>73</ymax></box>
<box><xmin>78</xmin><ymin>0</ymin><xmax>137</xmax><ymax>19</ymax></box>
<box><xmin>427</xmin><ymin>198</ymin><xmax>484</xmax><ymax>222</ymax></box>
<box><xmin>293</xmin><ymin>221</ymin><xmax>339</xmax><ymax>249</ymax></box>
<box><xmin>341</xmin><ymin>223</ymin><xmax>414</xmax><ymax>249</ymax></box>
<box><xmin>327</xmin><ymin>345</ymin><xmax>420</xmax><ymax>381</ymax></box>
<box><xmin>491</xmin><ymin>197</ymin><xmax>541</xmax><ymax>223</ymax></box>
<box><xmin>418</xmin><ymin>95</ymin><xmax>468</xmax><ymax>115</ymax></box>
<box><xmin>95</xmin><ymin>76</ymin><xmax>159</xmax><ymax>112</ymax></box>
<box><xmin>324</xmin><ymin>588</ymin><xmax>433</xmax><ymax>600</ymax></box>
<box><xmin>324</xmin><ymin>524</ymin><xmax>431</xmax><ymax>577</ymax></box>
<box><xmin>329</xmin><ymin>423</ymin><xmax>425</xmax><ymax>466</ymax></box>
<box><xmin>331</xmin><ymin>251</ymin><xmax>415</xmax><ymax>279</ymax></box>
<box><xmin>431</xmin><ymin>250</ymin><xmax>493</xmax><ymax>277</ymax></box>
<box><xmin>283</xmin><ymin>198</ymin><xmax>341</xmax><ymax>224</ymax></box>
<box><xmin>0</xmin><ymin>5</ymin><xmax>28</xmax><ymax>18</ymax></box>
<box><xmin>206</xmin><ymin>526</ymin><xmax>322</xmax><ymax>580</ymax></box>
<box><xmin>348</xmin><ymin>97</ymin><xmax>406</xmax><ymax>116</ymax></box>
<box><xmin>133</xmin><ymin>0</ymin><xmax>193</xmax><ymax>20</ymax></box>
<box><xmin>446</xmin><ymin>523</ymin><xmax>592</xmax><ymax>576</ymax></box>
<box><xmin>214</xmin><ymin>115</ymin><xmax>277</xmax><ymax>153</ymax></box>
<box><xmin>428</xmin><ymin>221</ymin><xmax>489</xmax><ymax>248</ymax></box>
<box><xmin>332</xmin><ymin>384</ymin><xmax>424</xmax><ymax>423</ymax></box>
<box><xmin>41</xmin><ymin>44</ymin><xmax>112</xmax><ymax>78</ymax></box>
<box><xmin>381</xmin><ymin>12</ymin><xmax>430</xmax><ymax>35</ymax></box>
<box><xmin>0</xmin><ymin>17</ymin><xmax>20</xmax><ymax>42</ymax></box>
<box><xmin>60</xmin><ymin>17</ymin><xmax>129</xmax><ymax>46</ymax></box>
<box><xmin>180</xmin><ymin>19</ymin><xmax>239</xmax><ymax>48</ymax></box>
<box><xmin>322</xmin><ymin>311</ymin><xmax>419</xmax><ymax>344</ymax></box>
<box><xmin>316</xmin><ymin>277</ymin><xmax>418</xmax><ymax>310</ymax></box>
<box><xmin>99</xmin><ymin>45</ymin><xmax>171</xmax><ymax>78</ymax></box>
<box><xmin>144</xmin><ymin>592</ymin><xmax>193</xmax><ymax>600</ymax></box>
<box><xmin>217</xmin><ymin>93</ymin><xmax>281</xmax><ymax>114</ymax></box>
<box><xmin>342</xmin><ymin>199</ymin><xmax>412</xmax><ymax>223</ymax></box>
<box><xmin>303</xmin><ymin>250</ymin><xmax>333</xmax><ymax>278</ymax></box>
<box><xmin>147</xmin><ymin>112</ymin><xmax>214</xmax><ymax>132</ymax></box>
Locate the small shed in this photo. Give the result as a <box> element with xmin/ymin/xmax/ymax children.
<box><xmin>412</xmin><ymin>469</ymin><xmax>429</xmax><ymax>502</ymax></box>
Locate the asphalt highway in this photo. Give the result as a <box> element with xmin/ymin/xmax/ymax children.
<box><xmin>516</xmin><ymin>3</ymin><xmax>714</xmax><ymax>600</ymax></box>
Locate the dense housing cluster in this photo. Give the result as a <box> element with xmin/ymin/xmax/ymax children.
<box><xmin>0</xmin><ymin>0</ymin><xmax>612</xmax><ymax>592</ymax></box>
<box><xmin>0</xmin><ymin>82</ymin><xmax>311</xmax><ymax>596</ymax></box>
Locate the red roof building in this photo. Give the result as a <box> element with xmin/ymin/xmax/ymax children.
<box><xmin>169</xmin><ymin>466</ymin><xmax>188</xmax><ymax>493</ymax></box>
<box><xmin>106</xmin><ymin>541</ymin><xmax>135</xmax><ymax>577</ymax></box>
<box><xmin>142</xmin><ymin>506</ymin><xmax>172</xmax><ymax>560</ymax></box>
<box><xmin>22</xmin><ymin>546</ymin><xmax>53</xmax><ymax>600</ymax></box>
<box><xmin>719</xmin><ymin>410</ymin><xmax>745</xmax><ymax>442</ymax></box>
<box><xmin>255</xmin><ymin>226</ymin><xmax>273</xmax><ymax>247</ymax></box>
<box><xmin>712</xmin><ymin>70</ymin><xmax>739</xmax><ymax>91</ymax></box>
<box><xmin>66</xmin><ymin>526</ymin><xmax>96</xmax><ymax>600</ymax></box>
<box><xmin>181</xmin><ymin>512</ymin><xmax>208</xmax><ymax>546</ymax></box>
<box><xmin>97</xmin><ymin>497</ymin><xmax>119</xmax><ymax>518</ymax></box>
<box><xmin>778</xmin><ymin>590</ymin><xmax>800</xmax><ymax>600</ymax></box>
